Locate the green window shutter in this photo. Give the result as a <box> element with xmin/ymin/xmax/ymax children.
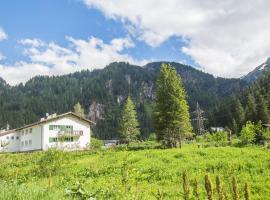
<box><xmin>49</xmin><ymin>125</ymin><xmax>53</xmax><ymax>130</ymax></box>
<box><xmin>60</xmin><ymin>125</ymin><xmax>66</xmax><ymax>131</ymax></box>
<box><xmin>49</xmin><ymin>137</ymin><xmax>54</xmax><ymax>143</ymax></box>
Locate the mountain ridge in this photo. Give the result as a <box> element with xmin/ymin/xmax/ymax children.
<box><xmin>242</xmin><ymin>57</ymin><xmax>270</xmax><ymax>82</ymax></box>
<box><xmin>0</xmin><ymin>61</ymin><xmax>247</xmax><ymax>139</ymax></box>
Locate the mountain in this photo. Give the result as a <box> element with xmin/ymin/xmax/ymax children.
<box><xmin>208</xmin><ymin>70</ymin><xmax>270</xmax><ymax>134</ymax></box>
<box><xmin>243</xmin><ymin>57</ymin><xmax>270</xmax><ymax>82</ymax></box>
<box><xmin>0</xmin><ymin>62</ymin><xmax>247</xmax><ymax>139</ymax></box>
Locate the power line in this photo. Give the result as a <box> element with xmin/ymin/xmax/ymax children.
<box><xmin>192</xmin><ymin>102</ymin><xmax>207</xmax><ymax>135</ymax></box>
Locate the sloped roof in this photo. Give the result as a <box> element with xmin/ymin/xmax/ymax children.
<box><xmin>0</xmin><ymin>112</ymin><xmax>95</xmax><ymax>137</ymax></box>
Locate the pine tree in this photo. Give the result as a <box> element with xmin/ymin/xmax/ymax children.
<box><xmin>231</xmin><ymin>118</ymin><xmax>238</xmax><ymax>135</ymax></box>
<box><xmin>118</xmin><ymin>96</ymin><xmax>140</xmax><ymax>143</ymax></box>
<box><xmin>256</xmin><ymin>93</ymin><xmax>270</xmax><ymax>124</ymax></box>
<box><xmin>245</xmin><ymin>93</ymin><xmax>257</xmax><ymax>122</ymax></box>
<box><xmin>73</xmin><ymin>102</ymin><xmax>85</xmax><ymax>118</ymax></box>
<box><xmin>233</xmin><ymin>98</ymin><xmax>245</xmax><ymax>130</ymax></box>
<box><xmin>155</xmin><ymin>64</ymin><xmax>192</xmax><ymax>148</ymax></box>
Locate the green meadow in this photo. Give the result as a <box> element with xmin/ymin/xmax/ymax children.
<box><xmin>0</xmin><ymin>144</ymin><xmax>269</xmax><ymax>199</ymax></box>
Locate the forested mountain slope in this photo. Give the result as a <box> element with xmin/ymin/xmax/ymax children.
<box><xmin>208</xmin><ymin>70</ymin><xmax>270</xmax><ymax>133</ymax></box>
<box><xmin>0</xmin><ymin>62</ymin><xmax>246</xmax><ymax>139</ymax></box>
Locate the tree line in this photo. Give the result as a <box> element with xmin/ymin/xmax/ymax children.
<box><xmin>208</xmin><ymin>71</ymin><xmax>270</xmax><ymax>134</ymax></box>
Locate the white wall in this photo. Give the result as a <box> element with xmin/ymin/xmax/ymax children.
<box><xmin>42</xmin><ymin>116</ymin><xmax>91</xmax><ymax>151</ymax></box>
<box><xmin>19</xmin><ymin>125</ymin><xmax>42</xmax><ymax>152</ymax></box>
<box><xmin>0</xmin><ymin>131</ymin><xmax>20</xmax><ymax>152</ymax></box>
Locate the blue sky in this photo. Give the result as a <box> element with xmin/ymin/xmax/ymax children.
<box><xmin>0</xmin><ymin>0</ymin><xmax>269</xmax><ymax>85</ymax></box>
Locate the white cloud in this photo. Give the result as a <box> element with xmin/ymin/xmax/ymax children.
<box><xmin>0</xmin><ymin>37</ymin><xmax>147</xmax><ymax>85</ymax></box>
<box><xmin>84</xmin><ymin>0</ymin><xmax>270</xmax><ymax>78</ymax></box>
<box><xmin>0</xmin><ymin>27</ymin><xmax>7</xmax><ymax>41</ymax></box>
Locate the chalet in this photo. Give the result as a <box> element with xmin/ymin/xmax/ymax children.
<box><xmin>0</xmin><ymin>112</ymin><xmax>95</xmax><ymax>153</ymax></box>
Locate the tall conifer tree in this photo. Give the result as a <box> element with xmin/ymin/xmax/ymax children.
<box><xmin>245</xmin><ymin>93</ymin><xmax>257</xmax><ymax>122</ymax></box>
<box><xmin>155</xmin><ymin>63</ymin><xmax>192</xmax><ymax>148</ymax></box>
<box><xmin>256</xmin><ymin>94</ymin><xmax>270</xmax><ymax>123</ymax></box>
<box><xmin>234</xmin><ymin>98</ymin><xmax>245</xmax><ymax>130</ymax></box>
<box><xmin>118</xmin><ymin>96</ymin><xmax>140</xmax><ymax>143</ymax></box>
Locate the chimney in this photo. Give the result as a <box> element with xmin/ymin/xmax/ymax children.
<box><xmin>6</xmin><ymin>122</ymin><xmax>9</xmax><ymax>131</ymax></box>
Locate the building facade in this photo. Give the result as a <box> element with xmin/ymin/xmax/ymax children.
<box><xmin>0</xmin><ymin>112</ymin><xmax>94</xmax><ymax>153</ymax></box>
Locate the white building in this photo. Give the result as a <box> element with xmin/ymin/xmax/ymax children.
<box><xmin>0</xmin><ymin>112</ymin><xmax>94</xmax><ymax>153</ymax></box>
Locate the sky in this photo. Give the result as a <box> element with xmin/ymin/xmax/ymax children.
<box><xmin>0</xmin><ymin>0</ymin><xmax>270</xmax><ymax>85</ymax></box>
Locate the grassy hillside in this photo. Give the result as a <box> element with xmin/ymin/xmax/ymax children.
<box><xmin>0</xmin><ymin>145</ymin><xmax>269</xmax><ymax>199</ymax></box>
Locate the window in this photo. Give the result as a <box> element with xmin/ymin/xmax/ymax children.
<box><xmin>49</xmin><ymin>137</ymin><xmax>58</xmax><ymax>143</ymax></box>
<box><xmin>25</xmin><ymin>140</ymin><xmax>28</xmax><ymax>146</ymax></box>
<box><xmin>11</xmin><ymin>136</ymin><xmax>14</xmax><ymax>140</ymax></box>
<box><xmin>29</xmin><ymin>140</ymin><xmax>32</xmax><ymax>146</ymax></box>
<box><xmin>30</xmin><ymin>128</ymin><xmax>32</xmax><ymax>133</ymax></box>
<box><xmin>16</xmin><ymin>136</ymin><xmax>19</xmax><ymax>140</ymax></box>
<box><xmin>6</xmin><ymin>136</ymin><xmax>9</xmax><ymax>140</ymax></box>
<box><xmin>26</xmin><ymin>129</ymin><xmax>28</xmax><ymax>134</ymax></box>
<box><xmin>79</xmin><ymin>131</ymin><xmax>83</xmax><ymax>136</ymax></box>
<box><xmin>21</xmin><ymin>141</ymin><xmax>24</xmax><ymax>146</ymax></box>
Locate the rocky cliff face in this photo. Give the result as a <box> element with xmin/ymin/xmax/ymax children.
<box><xmin>88</xmin><ymin>102</ymin><xmax>105</xmax><ymax>122</ymax></box>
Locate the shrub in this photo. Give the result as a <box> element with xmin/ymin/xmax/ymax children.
<box><xmin>197</xmin><ymin>131</ymin><xmax>228</xmax><ymax>147</ymax></box>
<box><xmin>212</xmin><ymin>131</ymin><xmax>228</xmax><ymax>146</ymax></box>
<box><xmin>240</xmin><ymin>121</ymin><xmax>256</xmax><ymax>145</ymax></box>
<box><xmin>35</xmin><ymin>148</ymin><xmax>66</xmax><ymax>177</ymax></box>
<box><xmin>148</xmin><ymin>133</ymin><xmax>157</xmax><ymax>141</ymax></box>
<box><xmin>90</xmin><ymin>138</ymin><xmax>103</xmax><ymax>150</ymax></box>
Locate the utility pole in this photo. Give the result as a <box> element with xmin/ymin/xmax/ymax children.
<box><xmin>192</xmin><ymin>102</ymin><xmax>207</xmax><ymax>135</ymax></box>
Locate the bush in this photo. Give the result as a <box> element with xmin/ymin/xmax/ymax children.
<box><xmin>148</xmin><ymin>133</ymin><xmax>157</xmax><ymax>141</ymax></box>
<box><xmin>213</xmin><ymin>131</ymin><xmax>228</xmax><ymax>146</ymax></box>
<box><xmin>90</xmin><ymin>138</ymin><xmax>103</xmax><ymax>150</ymax></box>
<box><xmin>240</xmin><ymin>121</ymin><xmax>256</xmax><ymax>145</ymax></box>
<box><xmin>197</xmin><ymin>131</ymin><xmax>228</xmax><ymax>147</ymax></box>
<box><xmin>35</xmin><ymin>148</ymin><xmax>67</xmax><ymax>177</ymax></box>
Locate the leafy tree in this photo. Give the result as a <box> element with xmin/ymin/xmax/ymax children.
<box><xmin>118</xmin><ymin>96</ymin><xmax>140</xmax><ymax>143</ymax></box>
<box><xmin>240</xmin><ymin>121</ymin><xmax>256</xmax><ymax>145</ymax></box>
<box><xmin>73</xmin><ymin>102</ymin><xmax>85</xmax><ymax>118</ymax></box>
<box><xmin>155</xmin><ymin>63</ymin><xmax>192</xmax><ymax>148</ymax></box>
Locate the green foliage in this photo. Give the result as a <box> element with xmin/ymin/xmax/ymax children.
<box><xmin>209</xmin><ymin>71</ymin><xmax>270</xmax><ymax>133</ymax></box>
<box><xmin>193</xmin><ymin>178</ymin><xmax>199</xmax><ymax>199</ymax></box>
<box><xmin>148</xmin><ymin>132</ymin><xmax>157</xmax><ymax>141</ymax></box>
<box><xmin>0</xmin><ymin>62</ymin><xmax>246</xmax><ymax>140</ymax></box>
<box><xmin>262</xmin><ymin>129</ymin><xmax>270</xmax><ymax>141</ymax></box>
<box><xmin>240</xmin><ymin>121</ymin><xmax>256</xmax><ymax>145</ymax></box>
<box><xmin>35</xmin><ymin>148</ymin><xmax>66</xmax><ymax>177</ymax></box>
<box><xmin>73</xmin><ymin>102</ymin><xmax>85</xmax><ymax>118</ymax></box>
<box><xmin>0</xmin><ymin>145</ymin><xmax>269</xmax><ymax>199</ymax></box>
<box><xmin>118</xmin><ymin>96</ymin><xmax>140</xmax><ymax>143</ymax></box>
<box><xmin>155</xmin><ymin>63</ymin><xmax>192</xmax><ymax>148</ymax></box>
<box><xmin>66</xmin><ymin>182</ymin><xmax>96</xmax><ymax>199</ymax></box>
<box><xmin>90</xmin><ymin>138</ymin><xmax>103</xmax><ymax>150</ymax></box>
<box><xmin>197</xmin><ymin>131</ymin><xmax>228</xmax><ymax>147</ymax></box>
